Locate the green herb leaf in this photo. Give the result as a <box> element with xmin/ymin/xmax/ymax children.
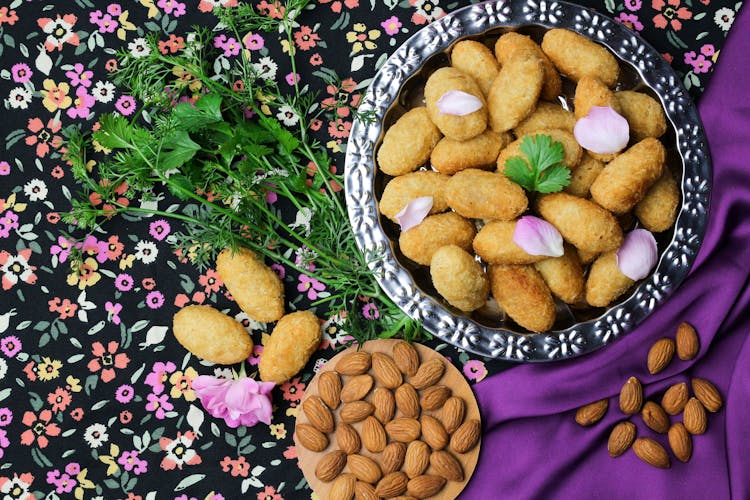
<box><xmin>503</xmin><ymin>134</ymin><xmax>571</xmax><ymax>193</ymax></box>
<box><xmin>159</xmin><ymin>131</ymin><xmax>200</xmax><ymax>172</ymax></box>
<box><xmin>173</xmin><ymin>93</ymin><xmax>223</xmax><ymax>130</ymax></box>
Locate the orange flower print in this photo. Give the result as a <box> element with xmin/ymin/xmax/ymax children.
<box><xmin>652</xmin><ymin>0</ymin><xmax>692</xmax><ymax>30</ymax></box>
<box><xmin>87</xmin><ymin>341</ymin><xmax>130</xmax><ymax>383</ymax></box>
<box><xmin>24</xmin><ymin>118</ymin><xmax>62</xmax><ymax>158</ymax></box>
<box><xmin>20</xmin><ymin>410</ymin><xmax>61</xmax><ymax>448</ymax></box>
<box><xmin>294</xmin><ymin>26</ymin><xmax>319</xmax><ymax>51</ymax></box>
<box><xmin>0</xmin><ymin>7</ymin><xmax>19</xmax><ymax>26</ymax></box>
<box><xmin>158</xmin><ymin>34</ymin><xmax>185</xmax><ymax>54</ymax></box>
<box><xmin>37</xmin><ymin>14</ymin><xmax>80</xmax><ymax>51</ymax></box>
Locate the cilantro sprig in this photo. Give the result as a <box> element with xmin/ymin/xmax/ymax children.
<box><xmin>503</xmin><ymin>134</ymin><xmax>571</xmax><ymax>193</ymax></box>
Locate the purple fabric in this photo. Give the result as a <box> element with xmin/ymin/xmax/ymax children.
<box><xmin>465</xmin><ymin>9</ymin><xmax>750</xmax><ymax>500</ymax></box>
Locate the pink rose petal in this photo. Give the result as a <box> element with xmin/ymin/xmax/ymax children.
<box><xmin>513</xmin><ymin>215</ymin><xmax>564</xmax><ymax>257</ymax></box>
<box><xmin>616</xmin><ymin>229</ymin><xmax>658</xmax><ymax>280</ymax></box>
<box><xmin>436</xmin><ymin>90</ymin><xmax>483</xmax><ymax>116</ymax></box>
<box><xmin>193</xmin><ymin>375</ymin><xmax>275</xmax><ymax>428</ymax></box>
<box><xmin>395</xmin><ymin>196</ymin><xmax>433</xmax><ymax>232</ymax></box>
<box><xmin>573</xmin><ymin>106</ymin><xmax>630</xmax><ymax>154</ymax></box>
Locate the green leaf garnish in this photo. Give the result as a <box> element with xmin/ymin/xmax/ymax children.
<box><xmin>503</xmin><ymin>134</ymin><xmax>571</xmax><ymax>193</ymax></box>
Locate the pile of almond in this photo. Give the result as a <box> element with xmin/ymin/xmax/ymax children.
<box><xmin>576</xmin><ymin>322</ymin><xmax>723</xmax><ymax>469</ymax></box>
<box><xmin>297</xmin><ymin>341</ymin><xmax>480</xmax><ymax>499</ymax></box>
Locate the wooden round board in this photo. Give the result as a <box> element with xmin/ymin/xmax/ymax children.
<box><xmin>294</xmin><ymin>339</ymin><xmax>481</xmax><ymax>499</ymax></box>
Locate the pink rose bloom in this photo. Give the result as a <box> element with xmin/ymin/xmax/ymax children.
<box><xmin>193</xmin><ymin>375</ymin><xmax>275</xmax><ymax>428</ymax></box>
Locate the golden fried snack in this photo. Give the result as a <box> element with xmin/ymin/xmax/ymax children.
<box><xmin>585</xmin><ymin>252</ymin><xmax>635</xmax><ymax>307</ymax></box>
<box><xmin>424</xmin><ymin>67</ymin><xmax>488</xmax><ymax>141</ymax></box>
<box><xmin>259</xmin><ymin>310</ymin><xmax>321</xmax><ymax>384</ymax></box>
<box><xmin>488</xmin><ymin>264</ymin><xmax>556</xmax><ymax>332</ymax></box>
<box><xmin>573</xmin><ymin>76</ymin><xmax>622</xmax><ymax>120</ymax></box>
<box><xmin>564</xmin><ymin>153</ymin><xmax>604</xmax><ymax>198</ymax></box>
<box><xmin>377</xmin><ymin>107</ymin><xmax>442</xmax><ymax>176</ymax></box>
<box><xmin>541</xmin><ymin>29</ymin><xmax>619</xmax><ymax>88</ymax></box>
<box><xmin>173</xmin><ymin>305</ymin><xmax>253</xmax><ymax>364</ymax></box>
<box><xmin>513</xmin><ymin>102</ymin><xmax>576</xmax><ymax>137</ymax></box>
<box><xmin>537</xmin><ymin>192</ymin><xmax>623</xmax><ymax>253</ymax></box>
<box><xmin>216</xmin><ymin>247</ymin><xmax>284</xmax><ymax>323</ymax></box>
<box><xmin>616</xmin><ymin>90</ymin><xmax>668</xmax><ymax>141</ymax></box>
<box><xmin>577</xmin><ymin>247</ymin><xmax>599</xmax><ymax>265</ymax></box>
<box><xmin>487</xmin><ymin>52</ymin><xmax>544</xmax><ymax>132</ymax></box>
<box><xmin>445</xmin><ymin>169</ymin><xmax>528</xmax><ymax>220</ymax></box>
<box><xmin>494</xmin><ymin>31</ymin><xmax>562</xmax><ymax>101</ymax></box>
<box><xmin>497</xmin><ymin>129</ymin><xmax>582</xmax><ymax>171</ymax></box>
<box><xmin>590</xmin><ymin>138</ymin><xmax>666</xmax><ymax>214</ymax></box>
<box><xmin>399</xmin><ymin>212</ymin><xmax>476</xmax><ymax>266</ymax></box>
<box><xmin>634</xmin><ymin>169</ymin><xmax>680</xmax><ymax>232</ymax></box>
<box><xmin>430</xmin><ymin>130</ymin><xmax>512</xmax><ymax>175</ymax></box>
<box><xmin>473</xmin><ymin>220</ymin><xmax>546</xmax><ymax>265</ymax></box>
<box><xmin>430</xmin><ymin>245</ymin><xmax>490</xmax><ymax>312</ymax></box>
<box><xmin>451</xmin><ymin>40</ymin><xmax>500</xmax><ymax>96</ymax></box>
<box><xmin>379</xmin><ymin>171</ymin><xmax>450</xmax><ymax>222</ymax></box>
<box><xmin>534</xmin><ymin>245</ymin><xmax>584</xmax><ymax>304</ymax></box>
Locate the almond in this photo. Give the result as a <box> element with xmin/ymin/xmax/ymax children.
<box><xmin>420</xmin><ymin>385</ymin><xmax>451</xmax><ymax>411</ymax></box>
<box><xmin>318</xmin><ymin>371</ymin><xmax>342</xmax><ymax>410</ymax></box>
<box><xmin>441</xmin><ymin>396</ymin><xmax>466</xmax><ymax>434</ymax></box>
<box><xmin>380</xmin><ymin>442</ymin><xmax>407</xmax><ymax>475</ymax></box>
<box><xmin>341</xmin><ymin>401</ymin><xmax>375</xmax><ymax>424</ymax></box>
<box><xmin>386</xmin><ymin>417</ymin><xmax>421</xmax><ymax>442</ymax></box>
<box><xmin>407</xmin><ymin>475</ymin><xmax>446</xmax><ymax>499</ymax></box>
<box><xmin>683</xmin><ymin>397</ymin><xmax>707</xmax><ymax>435</ymax></box>
<box><xmin>676</xmin><ymin>321</ymin><xmax>699</xmax><ymax>360</ymax></box>
<box><xmin>354</xmin><ymin>481</ymin><xmax>379</xmax><ymax>500</ymax></box>
<box><xmin>372</xmin><ymin>352</ymin><xmax>403</xmax><ymax>389</ymax></box>
<box><xmin>661</xmin><ymin>382</ymin><xmax>688</xmax><ymax>415</ymax></box>
<box><xmin>393</xmin><ymin>340</ymin><xmax>420</xmax><ymax>376</ymax></box>
<box><xmin>403</xmin><ymin>440</ymin><xmax>430</xmax><ymax>478</ymax></box>
<box><xmin>420</xmin><ymin>415</ymin><xmax>448</xmax><ymax>451</ymax></box>
<box><xmin>303</xmin><ymin>396</ymin><xmax>334</xmax><ymax>433</ymax></box>
<box><xmin>619</xmin><ymin>376</ymin><xmax>643</xmax><ymax>415</ymax></box>
<box><xmin>375</xmin><ymin>471</ymin><xmax>409</xmax><ymax>498</ymax></box>
<box><xmin>337</xmin><ymin>423</ymin><xmax>362</xmax><ymax>455</ymax></box>
<box><xmin>668</xmin><ymin>422</ymin><xmax>692</xmax><ymax>463</ymax></box>
<box><xmin>410</xmin><ymin>358</ymin><xmax>445</xmax><ymax>389</ymax></box>
<box><xmin>575</xmin><ymin>398</ymin><xmax>609</xmax><ymax>426</ymax></box>
<box><xmin>336</xmin><ymin>351</ymin><xmax>372</xmax><ymax>376</ymax></box>
<box><xmin>316</xmin><ymin>450</ymin><xmax>347</xmax><ymax>482</ymax></box>
<box><xmin>361</xmin><ymin>416</ymin><xmax>387</xmax><ymax>453</ymax></box>
<box><xmin>641</xmin><ymin>401</ymin><xmax>670</xmax><ymax>434</ymax></box>
<box><xmin>450</xmin><ymin>418</ymin><xmax>481</xmax><ymax>454</ymax></box>
<box><xmin>692</xmin><ymin>377</ymin><xmax>722</xmax><ymax>413</ymax></box>
<box><xmin>607</xmin><ymin>421</ymin><xmax>636</xmax><ymax>458</ymax></box>
<box><xmin>341</xmin><ymin>374</ymin><xmax>374</xmax><ymax>403</ymax></box>
<box><xmin>647</xmin><ymin>338</ymin><xmax>675</xmax><ymax>374</ymax></box>
<box><xmin>372</xmin><ymin>387</ymin><xmax>395</xmax><ymax>424</ymax></box>
<box><xmin>347</xmin><ymin>454</ymin><xmax>382</xmax><ymax>484</ymax></box>
<box><xmin>295</xmin><ymin>423</ymin><xmax>328</xmax><ymax>452</ymax></box>
<box><xmin>330</xmin><ymin>473</ymin><xmax>356</xmax><ymax>500</ymax></box>
<box><xmin>395</xmin><ymin>384</ymin><xmax>421</xmax><ymax>418</ymax></box>
<box><xmin>429</xmin><ymin>450</ymin><xmax>464</xmax><ymax>482</ymax></box>
<box><xmin>633</xmin><ymin>438</ymin><xmax>670</xmax><ymax>469</ymax></box>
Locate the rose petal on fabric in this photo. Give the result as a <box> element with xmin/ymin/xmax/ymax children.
<box><xmin>436</xmin><ymin>90</ymin><xmax>483</xmax><ymax>116</ymax></box>
<box><xmin>616</xmin><ymin>229</ymin><xmax>658</xmax><ymax>280</ymax></box>
<box><xmin>513</xmin><ymin>215</ymin><xmax>564</xmax><ymax>257</ymax></box>
<box><xmin>573</xmin><ymin>106</ymin><xmax>630</xmax><ymax>154</ymax></box>
<box><xmin>395</xmin><ymin>196</ymin><xmax>433</xmax><ymax>232</ymax></box>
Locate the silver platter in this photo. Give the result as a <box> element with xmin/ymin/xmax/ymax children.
<box><xmin>344</xmin><ymin>0</ymin><xmax>711</xmax><ymax>362</ymax></box>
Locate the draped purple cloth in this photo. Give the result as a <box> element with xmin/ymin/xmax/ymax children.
<box><xmin>464</xmin><ymin>7</ymin><xmax>750</xmax><ymax>500</ymax></box>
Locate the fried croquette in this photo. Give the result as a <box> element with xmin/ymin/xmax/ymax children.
<box><xmin>377</xmin><ymin>107</ymin><xmax>442</xmax><ymax>176</ymax></box>
<box><xmin>541</xmin><ymin>29</ymin><xmax>620</xmax><ymax>87</ymax></box>
<box><xmin>379</xmin><ymin>171</ymin><xmax>450</xmax><ymax>222</ymax></box>
<box><xmin>489</xmin><ymin>264</ymin><xmax>556</xmax><ymax>332</ymax></box>
<box><xmin>430</xmin><ymin>130</ymin><xmax>512</xmax><ymax>175</ymax></box>
<box><xmin>634</xmin><ymin>168</ymin><xmax>679</xmax><ymax>232</ymax></box>
<box><xmin>259</xmin><ymin>310</ymin><xmax>321</xmax><ymax>384</ymax></box>
<box><xmin>399</xmin><ymin>212</ymin><xmax>476</xmax><ymax>266</ymax></box>
<box><xmin>534</xmin><ymin>245</ymin><xmax>585</xmax><ymax>304</ymax></box>
<box><xmin>173</xmin><ymin>305</ymin><xmax>253</xmax><ymax>364</ymax></box>
<box><xmin>216</xmin><ymin>247</ymin><xmax>284</xmax><ymax>323</ymax></box>
<box><xmin>473</xmin><ymin>220</ymin><xmax>546</xmax><ymax>265</ymax></box>
<box><xmin>424</xmin><ymin>67</ymin><xmax>489</xmax><ymax>141</ymax></box>
<box><xmin>430</xmin><ymin>245</ymin><xmax>490</xmax><ymax>312</ymax></box>
<box><xmin>494</xmin><ymin>31</ymin><xmax>562</xmax><ymax>101</ymax></box>
<box><xmin>585</xmin><ymin>252</ymin><xmax>635</xmax><ymax>307</ymax></box>
<box><xmin>451</xmin><ymin>40</ymin><xmax>500</xmax><ymax>96</ymax></box>
<box><xmin>513</xmin><ymin>102</ymin><xmax>576</xmax><ymax>137</ymax></box>
<box><xmin>445</xmin><ymin>169</ymin><xmax>528</xmax><ymax>220</ymax></box>
<box><xmin>616</xmin><ymin>90</ymin><xmax>668</xmax><ymax>141</ymax></box>
<box><xmin>487</xmin><ymin>52</ymin><xmax>544</xmax><ymax>133</ymax></box>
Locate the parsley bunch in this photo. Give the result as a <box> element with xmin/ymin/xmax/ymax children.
<box><xmin>503</xmin><ymin>134</ymin><xmax>571</xmax><ymax>193</ymax></box>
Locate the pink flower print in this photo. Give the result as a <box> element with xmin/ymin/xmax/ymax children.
<box><xmin>248</xmin><ymin>344</ymin><xmax>263</xmax><ymax>366</ymax></box>
<box><xmin>463</xmin><ymin>359</ymin><xmax>487</xmax><ymax>382</ymax></box>
<box><xmin>64</xmin><ymin>463</ymin><xmax>80</xmax><ymax>476</ymax></box>
<box><xmin>117</xmin><ymin>450</ymin><xmax>148</xmax><ymax>474</ymax></box>
<box><xmin>381</xmin><ymin>16</ymin><xmax>402</xmax><ymax>35</ymax></box>
<box><xmin>104</xmin><ymin>301</ymin><xmax>122</xmax><ymax>325</ymax></box>
<box><xmin>157</xmin><ymin>0</ymin><xmax>187</xmax><ymax>16</ymax></box>
<box><xmin>145</xmin><ymin>361</ymin><xmax>176</xmax><ymax>394</ymax></box>
<box><xmin>114</xmin><ymin>95</ymin><xmax>136</xmax><ymax>116</ymax></box>
<box><xmin>652</xmin><ymin>0</ymin><xmax>692</xmax><ymax>30</ymax></box>
<box><xmin>0</xmin><ymin>249</ymin><xmax>38</xmax><ymax>290</ymax></box>
<box><xmin>0</xmin><ymin>210</ymin><xmax>19</xmax><ymax>238</ymax></box>
<box><xmin>286</xmin><ymin>72</ymin><xmax>300</xmax><ymax>85</ymax></box>
<box><xmin>148</xmin><ymin>219</ymin><xmax>171</xmax><ymax>241</ymax></box>
<box><xmin>145</xmin><ymin>290</ymin><xmax>165</xmax><ymax>309</ymax></box>
<box><xmin>0</xmin><ymin>429</ymin><xmax>9</xmax><ymax>460</ymax></box>
<box><xmin>89</xmin><ymin>10</ymin><xmax>118</xmax><ymax>33</ymax></box>
<box><xmin>25</xmin><ymin>117</ymin><xmax>62</xmax><ymax>158</ymax></box>
<box><xmin>1</xmin><ymin>336</ymin><xmax>22</xmax><ymax>357</ymax></box>
<box><xmin>146</xmin><ymin>392</ymin><xmax>173</xmax><ymax>419</ymax></box>
<box><xmin>159</xmin><ymin>431</ymin><xmax>202</xmax><ymax>470</ymax></box>
<box><xmin>67</xmin><ymin>87</ymin><xmax>96</xmax><ymax>119</ymax></box>
<box><xmin>45</xmin><ymin>469</ymin><xmax>76</xmax><ymax>494</ymax></box>
<box><xmin>38</xmin><ymin>14</ymin><xmax>80</xmax><ymax>51</ymax></box>
<box><xmin>0</xmin><ymin>161</ymin><xmax>10</xmax><ymax>175</ymax></box>
<box><xmin>701</xmin><ymin>43</ymin><xmax>716</xmax><ymax>57</ymax></box>
<box><xmin>114</xmin><ymin>273</ymin><xmax>134</xmax><ymax>292</ymax></box>
<box><xmin>87</xmin><ymin>341</ymin><xmax>130</xmax><ymax>383</ymax></box>
<box><xmin>243</xmin><ymin>32</ymin><xmax>264</xmax><ymax>50</ymax></box>
<box><xmin>115</xmin><ymin>384</ymin><xmax>135</xmax><ymax>403</ymax></box>
<box><xmin>50</xmin><ymin>236</ymin><xmax>80</xmax><ymax>263</ymax></box>
<box><xmin>270</xmin><ymin>263</ymin><xmax>285</xmax><ymax>279</ymax></box>
<box><xmin>20</xmin><ymin>409</ymin><xmax>61</xmax><ymax>448</ymax></box>
<box><xmin>11</xmin><ymin>63</ymin><xmax>32</xmax><ymax>83</ymax></box>
<box><xmin>65</xmin><ymin>63</ymin><xmax>93</xmax><ymax>88</ymax></box>
<box><xmin>625</xmin><ymin>0</ymin><xmax>642</xmax><ymax>10</ymax></box>
<box><xmin>0</xmin><ymin>407</ymin><xmax>13</xmax><ymax>426</ymax></box>
<box><xmin>615</xmin><ymin>12</ymin><xmax>644</xmax><ymax>31</ymax></box>
<box><xmin>362</xmin><ymin>302</ymin><xmax>379</xmax><ymax>319</ymax></box>
<box><xmin>107</xmin><ymin>4</ymin><xmax>123</xmax><ymax>16</ymax></box>
<box><xmin>298</xmin><ymin>274</ymin><xmax>325</xmax><ymax>300</ymax></box>
<box><xmin>214</xmin><ymin>34</ymin><xmax>241</xmax><ymax>56</ymax></box>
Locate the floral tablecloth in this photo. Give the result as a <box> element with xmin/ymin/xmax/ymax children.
<box><xmin>0</xmin><ymin>0</ymin><xmax>740</xmax><ymax>498</ymax></box>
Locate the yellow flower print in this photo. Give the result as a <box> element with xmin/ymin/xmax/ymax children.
<box><xmin>99</xmin><ymin>443</ymin><xmax>121</xmax><ymax>476</ymax></box>
<box><xmin>118</xmin><ymin>254</ymin><xmax>135</xmax><ymax>270</ymax></box>
<box><xmin>172</xmin><ymin>66</ymin><xmax>202</xmax><ymax>92</ymax></box>
<box><xmin>169</xmin><ymin>366</ymin><xmax>198</xmax><ymax>401</ymax></box>
<box><xmin>139</xmin><ymin>0</ymin><xmax>159</xmax><ymax>18</ymax></box>
<box><xmin>269</xmin><ymin>423</ymin><xmax>287</xmax><ymax>440</ymax></box>
<box><xmin>41</xmin><ymin>79</ymin><xmax>72</xmax><ymax>112</ymax></box>
<box><xmin>326</xmin><ymin>140</ymin><xmax>342</xmax><ymax>153</ymax></box>
<box><xmin>92</xmin><ymin>139</ymin><xmax>112</xmax><ymax>154</ymax></box>
<box><xmin>38</xmin><ymin>357</ymin><xmax>63</xmax><ymax>381</ymax></box>
<box><xmin>285</xmin><ymin>406</ymin><xmax>300</xmax><ymax>418</ymax></box>
<box><xmin>73</xmin><ymin>468</ymin><xmax>95</xmax><ymax>500</ymax></box>
<box><xmin>66</xmin><ymin>257</ymin><xmax>101</xmax><ymax>290</ymax></box>
<box><xmin>0</xmin><ymin>192</ymin><xmax>27</xmax><ymax>213</ymax></box>
<box><xmin>345</xmin><ymin>23</ymin><xmax>381</xmax><ymax>54</ymax></box>
<box><xmin>280</xmin><ymin>39</ymin><xmax>295</xmax><ymax>55</ymax></box>
<box><xmin>66</xmin><ymin>375</ymin><xmax>82</xmax><ymax>392</ymax></box>
<box><xmin>116</xmin><ymin>11</ymin><xmax>136</xmax><ymax>41</ymax></box>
